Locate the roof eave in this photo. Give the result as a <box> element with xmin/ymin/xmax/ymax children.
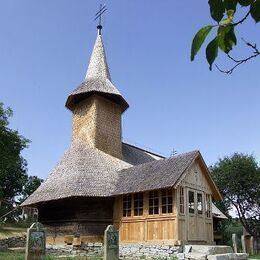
<box><xmin>65</xmin><ymin>91</ymin><xmax>129</xmax><ymax>112</ymax></box>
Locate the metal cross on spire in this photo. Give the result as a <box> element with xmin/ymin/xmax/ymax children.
<box><xmin>94</xmin><ymin>4</ymin><xmax>107</xmax><ymax>35</ymax></box>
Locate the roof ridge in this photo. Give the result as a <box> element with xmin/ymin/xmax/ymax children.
<box><xmin>122</xmin><ymin>142</ymin><xmax>165</xmax><ymax>159</ymax></box>
<box><xmin>120</xmin><ymin>149</ymin><xmax>199</xmax><ymax>173</ymax></box>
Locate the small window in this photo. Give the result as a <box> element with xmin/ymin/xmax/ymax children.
<box><xmin>134</xmin><ymin>193</ymin><xmax>143</xmax><ymax>216</ymax></box>
<box><xmin>205</xmin><ymin>194</ymin><xmax>211</xmax><ymax>218</ymax></box>
<box><xmin>161</xmin><ymin>189</ymin><xmax>173</xmax><ymax>214</ymax></box>
<box><xmin>179</xmin><ymin>187</ymin><xmax>185</xmax><ymax>214</ymax></box>
<box><xmin>149</xmin><ymin>190</ymin><xmax>159</xmax><ymax>215</ymax></box>
<box><xmin>188</xmin><ymin>190</ymin><xmax>195</xmax><ymax>214</ymax></box>
<box><xmin>123</xmin><ymin>195</ymin><xmax>132</xmax><ymax>217</ymax></box>
<box><xmin>197</xmin><ymin>193</ymin><xmax>203</xmax><ymax>215</ymax></box>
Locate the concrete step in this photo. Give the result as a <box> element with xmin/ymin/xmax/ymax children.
<box><xmin>207</xmin><ymin>253</ymin><xmax>248</xmax><ymax>260</ymax></box>
<box><xmin>184</xmin><ymin>245</ymin><xmax>233</xmax><ymax>255</ymax></box>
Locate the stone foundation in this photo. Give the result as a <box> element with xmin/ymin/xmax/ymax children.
<box><xmin>0</xmin><ymin>235</ymin><xmax>26</xmax><ymax>250</ymax></box>
<box><xmin>46</xmin><ymin>243</ymin><xmax>180</xmax><ymax>259</ymax></box>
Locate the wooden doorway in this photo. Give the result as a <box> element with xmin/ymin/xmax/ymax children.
<box><xmin>187</xmin><ymin>189</ymin><xmax>205</xmax><ymax>242</ymax></box>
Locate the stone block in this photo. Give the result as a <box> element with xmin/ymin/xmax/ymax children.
<box><xmin>185</xmin><ymin>252</ymin><xmax>207</xmax><ymax>260</ymax></box>
<box><xmin>189</xmin><ymin>245</ymin><xmax>233</xmax><ymax>255</ymax></box>
<box><xmin>94</xmin><ymin>242</ymin><xmax>103</xmax><ymax>247</ymax></box>
<box><xmin>207</xmin><ymin>253</ymin><xmax>248</xmax><ymax>260</ymax></box>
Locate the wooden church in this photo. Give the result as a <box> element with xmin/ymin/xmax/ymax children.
<box><xmin>22</xmin><ymin>23</ymin><xmax>223</xmax><ymax>246</ymax></box>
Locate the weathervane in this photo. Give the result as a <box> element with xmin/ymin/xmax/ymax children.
<box><xmin>94</xmin><ymin>4</ymin><xmax>107</xmax><ymax>35</ymax></box>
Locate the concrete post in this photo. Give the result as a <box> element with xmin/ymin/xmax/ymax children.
<box><xmin>241</xmin><ymin>235</ymin><xmax>246</xmax><ymax>253</ymax></box>
<box><xmin>232</xmin><ymin>233</ymin><xmax>238</xmax><ymax>253</ymax></box>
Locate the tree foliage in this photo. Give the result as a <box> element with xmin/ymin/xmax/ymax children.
<box><xmin>0</xmin><ymin>103</ymin><xmax>43</xmax><ymax>221</ymax></box>
<box><xmin>210</xmin><ymin>153</ymin><xmax>260</xmax><ymax>240</ymax></box>
<box><xmin>191</xmin><ymin>0</ymin><xmax>260</xmax><ymax>73</ymax></box>
<box><xmin>0</xmin><ymin>103</ymin><xmax>28</xmax><ymax>203</ymax></box>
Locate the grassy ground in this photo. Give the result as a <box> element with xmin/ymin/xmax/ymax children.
<box><xmin>0</xmin><ymin>251</ymin><xmax>102</xmax><ymax>260</ymax></box>
<box><xmin>249</xmin><ymin>255</ymin><xmax>260</xmax><ymax>259</ymax></box>
<box><xmin>0</xmin><ymin>224</ymin><xmax>27</xmax><ymax>239</ymax></box>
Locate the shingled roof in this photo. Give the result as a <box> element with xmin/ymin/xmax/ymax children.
<box><xmin>22</xmin><ymin>147</ymin><xmax>212</xmax><ymax>206</ymax></box>
<box><xmin>22</xmin><ymin>143</ymin><xmax>131</xmax><ymax>206</ymax></box>
<box><xmin>113</xmin><ymin>150</ymin><xmax>198</xmax><ymax>195</ymax></box>
<box><xmin>65</xmin><ymin>34</ymin><xmax>129</xmax><ymax>112</ymax></box>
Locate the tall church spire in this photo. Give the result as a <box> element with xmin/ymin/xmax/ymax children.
<box><xmin>65</xmin><ymin>26</ymin><xmax>128</xmax><ymax>112</ymax></box>
<box><xmin>65</xmin><ymin>20</ymin><xmax>128</xmax><ymax>159</ymax></box>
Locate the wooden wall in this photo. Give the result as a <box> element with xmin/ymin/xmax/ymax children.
<box><xmin>177</xmin><ymin>159</ymin><xmax>214</xmax><ymax>244</ymax></box>
<box><xmin>38</xmin><ymin>197</ymin><xmax>114</xmax><ymax>244</ymax></box>
<box><xmin>114</xmin><ymin>159</ymin><xmax>215</xmax><ymax>245</ymax></box>
<box><xmin>113</xmin><ymin>190</ymin><xmax>179</xmax><ymax>244</ymax></box>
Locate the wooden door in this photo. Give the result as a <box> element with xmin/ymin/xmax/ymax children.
<box><xmin>187</xmin><ymin>189</ymin><xmax>205</xmax><ymax>242</ymax></box>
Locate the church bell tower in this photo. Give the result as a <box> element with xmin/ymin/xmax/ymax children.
<box><xmin>65</xmin><ymin>23</ymin><xmax>128</xmax><ymax>159</ymax></box>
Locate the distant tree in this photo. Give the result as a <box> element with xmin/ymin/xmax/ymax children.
<box><xmin>20</xmin><ymin>176</ymin><xmax>43</xmax><ymax>202</ymax></box>
<box><xmin>191</xmin><ymin>1</ymin><xmax>260</xmax><ymax>74</ymax></box>
<box><xmin>0</xmin><ymin>103</ymin><xmax>29</xmax><ymax>206</ymax></box>
<box><xmin>210</xmin><ymin>153</ymin><xmax>260</xmax><ymax>243</ymax></box>
<box><xmin>0</xmin><ymin>103</ymin><xmax>42</xmax><ymax>221</ymax></box>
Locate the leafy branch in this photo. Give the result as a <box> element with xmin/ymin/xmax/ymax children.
<box><xmin>191</xmin><ymin>0</ymin><xmax>260</xmax><ymax>73</ymax></box>
<box><xmin>216</xmin><ymin>39</ymin><xmax>260</xmax><ymax>74</ymax></box>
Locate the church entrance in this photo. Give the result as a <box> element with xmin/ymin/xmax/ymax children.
<box><xmin>187</xmin><ymin>189</ymin><xmax>205</xmax><ymax>242</ymax></box>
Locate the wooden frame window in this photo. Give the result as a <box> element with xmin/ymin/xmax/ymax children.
<box><xmin>149</xmin><ymin>191</ymin><xmax>159</xmax><ymax>215</ymax></box>
<box><xmin>205</xmin><ymin>194</ymin><xmax>211</xmax><ymax>218</ymax></box>
<box><xmin>133</xmin><ymin>193</ymin><xmax>143</xmax><ymax>216</ymax></box>
<box><xmin>197</xmin><ymin>192</ymin><xmax>203</xmax><ymax>215</ymax></box>
<box><xmin>123</xmin><ymin>194</ymin><xmax>132</xmax><ymax>217</ymax></box>
<box><xmin>161</xmin><ymin>189</ymin><xmax>173</xmax><ymax>214</ymax></box>
<box><xmin>188</xmin><ymin>190</ymin><xmax>195</xmax><ymax>214</ymax></box>
<box><xmin>179</xmin><ymin>187</ymin><xmax>185</xmax><ymax>214</ymax></box>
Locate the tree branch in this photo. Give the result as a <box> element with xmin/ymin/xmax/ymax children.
<box><xmin>216</xmin><ymin>40</ymin><xmax>260</xmax><ymax>74</ymax></box>
<box><xmin>232</xmin><ymin>9</ymin><xmax>251</xmax><ymax>27</ymax></box>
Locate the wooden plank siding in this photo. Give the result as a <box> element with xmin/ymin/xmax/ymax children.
<box><xmin>114</xmin><ymin>159</ymin><xmax>215</xmax><ymax>245</ymax></box>
<box><xmin>177</xmin><ymin>159</ymin><xmax>214</xmax><ymax>244</ymax></box>
<box><xmin>113</xmin><ymin>190</ymin><xmax>179</xmax><ymax>244</ymax></box>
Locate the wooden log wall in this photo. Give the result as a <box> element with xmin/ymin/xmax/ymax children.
<box><xmin>38</xmin><ymin>197</ymin><xmax>114</xmax><ymax>244</ymax></box>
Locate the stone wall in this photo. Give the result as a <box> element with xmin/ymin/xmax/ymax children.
<box><xmin>46</xmin><ymin>243</ymin><xmax>180</xmax><ymax>259</ymax></box>
<box><xmin>0</xmin><ymin>235</ymin><xmax>26</xmax><ymax>250</ymax></box>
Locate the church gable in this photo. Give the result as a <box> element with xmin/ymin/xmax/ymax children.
<box><xmin>179</xmin><ymin>156</ymin><xmax>222</xmax><ymax>200</ymax></box>
<box><xmin>181</xmin><ymin>161</ymin><xmax>212</xmax><ymax>195</ymax></box>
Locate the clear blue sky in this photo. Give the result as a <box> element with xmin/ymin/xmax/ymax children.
<box><xmin>1</xmin><ymin>1</ymin><xmax>259</xmax><ymax>179</ymax></box>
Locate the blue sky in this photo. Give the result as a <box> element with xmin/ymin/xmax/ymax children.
<box><xmin>1</xmin><ymin>1</ymin><xmax>259</xmax><ymax>179</ymax></box>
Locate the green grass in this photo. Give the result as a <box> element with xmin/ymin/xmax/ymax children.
<box><xmin>0</xmin><ymin>251</ymin><xmax>103</xmax><ymax>260</ymax></box>
<box><xmin>0</xmin><ymin>251</ymin><xmax>25</xmax><ymax>260</ymax></box>
<box><xmin>249</xmin><ymin>255</ymin><xmax>260</xmax><ymax>259</ymax></box>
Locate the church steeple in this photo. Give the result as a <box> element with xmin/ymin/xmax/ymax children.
<box><xmin>65</xmin><ymin>21</ymin><xmax>128</xmax><ymax>112</ymax></box>
<box><xmin>65</xmin><ymin>23</ymin><xmax>128</xmax><ymax>159</ymax></box>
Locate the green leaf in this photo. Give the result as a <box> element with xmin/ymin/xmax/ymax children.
<box><xmin>208</xmin><ymin>0</ymin><xmax>226</xmax><ymax>22</ymax></box>
<box><xmin>237</xmin><ymin>0</ymin><xmax>253</xmax><ymax>6</ymax></box>
<box><xmin>251</xmin><ymin>0</ymin><xmax>260</xmax><ymax>23</ymax></box>
<box><xmin>206</xmin><ymin>37</ymin><xmax>219</xmax><ymax>70</ymax></box>
<box><xmin>218</xmin><ymin>26</ymin><xmax>237</xmax><ymax>53</ymax></box>
<box><xmin>191</xmin><ymin>26</ymin><xmax>213</xmax><ymax>61</ymax></box>
<box><xmin>224</xmin><ymin>0</ymin><xmax>237</xmax><ymax>12</ymax></box>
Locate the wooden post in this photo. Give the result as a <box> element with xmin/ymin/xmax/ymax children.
<box><xmin>232</xmin><ymin>233</ymin><xmax>238</xmax><ymax>253</ymax></box>
<box><xmin>250</xmin><ymin>236</ymin><xmax>254</xmax><ymax>255</ymax></box>
<box><xmin>241</xmin><ymin>235</ymin><xmax>246</xmax><ymax>253</ymax></box>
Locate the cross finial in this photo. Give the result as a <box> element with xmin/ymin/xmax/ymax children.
<box><xmin>94</xmin><ymin>4</ymin><xmax>107</xmax><ymax>35</ymax></box>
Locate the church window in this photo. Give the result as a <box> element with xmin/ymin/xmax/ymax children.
<box><xmin>149</xmin><ymin>190</ymin><xmax>159</xmax><ymax>215</ymax></box>
<box><xmin>205</xmin><ymin>194</ymin><xmax>211</xmax><ymax>218</ymax></box>
<box><xmin>123</xmin><ymin>194</ymin><xmax>132</xmax><ymax>217</ymax></box>
<box><xmin>188</xmin><ymin>190</ymin><xmax>195</xmax><ymax>214</ymax></box>
<box><xmin>197</xmin><ymin>193</ymin><xmax>203</xmax><ymax>215</ymax></box>
<box><xmin>133</xmin><ymin>193</ymin><xmax>143</xmax><ymax>216</ymax></box>
<box><xmin>161</xmin><ymin>189</ymin><xmax>173</xmax><ymax>214</ymax></box>
<box><xmin>179</xmin><ymin>187</ymin><xmax>185</xmax><ymax>214</ymax></box>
